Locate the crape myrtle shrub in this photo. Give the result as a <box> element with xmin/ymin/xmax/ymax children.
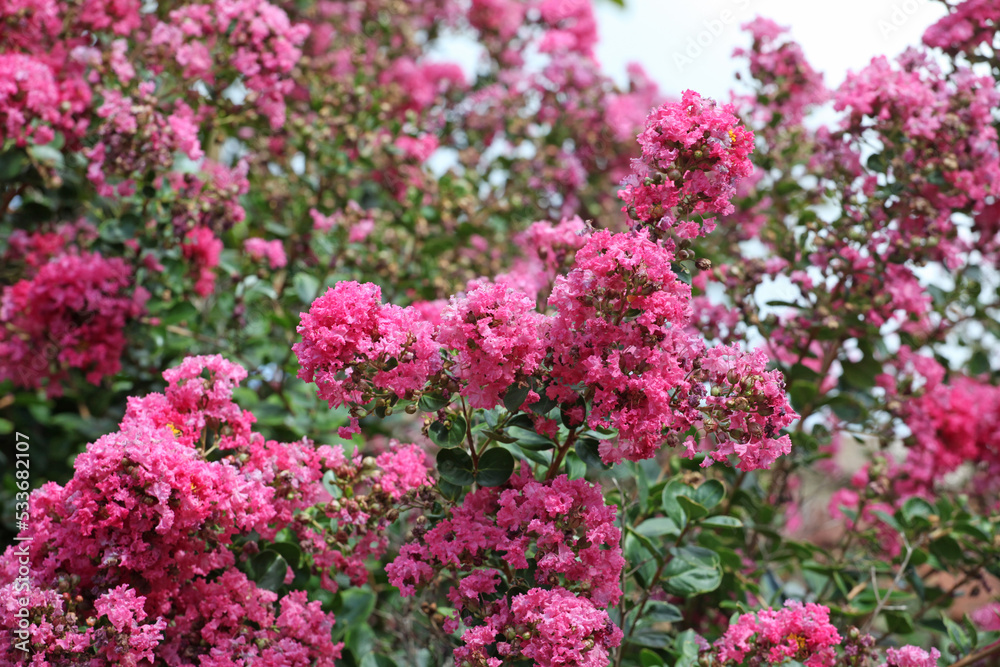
<box><xmin>2</xmin><ymin>0</ymin><xmax>1000</xmax><ymax>666</ymax></box>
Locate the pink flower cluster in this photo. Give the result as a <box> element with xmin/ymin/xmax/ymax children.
<box><xmin>183</xmin><ymin>226</ymin><xmax>224</xmax><ymax>296</ymax></box>
<box><xmin>496</xmin><ymin>216</ymin><xmax>589</xmax><ymax>303</ymax></box>
<box><xmin>715</xmin><ymin>601</ymin><xmax>843</xmax><ymax>667</ymax></box>
<box><xmin>456</xmin><ymin>587</ymin><xmax>623</xmax><ymax>667</ymax></box>
<box><xmin>733</xmin><ymin>17</ymin><xmax>827</xmax><ymax>125</ymax></box>
<box><xmin>85</xmin><ymin>85</ymin><xmax>205</xmax><ymax>198</ymax></box>
<box><xmin>387</xmin><ymin>466</ymin><xmax>623</xmax><ymax>664</ymax></box>
<box><xmin>619</xmin><ymin>90</ymin><xmax>755</xmax><ymax>238</ymax></box>
<box><xmin>295</xmin><ymin>97</ymin><xmax>793</xmax><ymax>473</ymax></box>
<box><xmin>0</xmin><ymin>582</ymin><xmax>165</xmax><ymax>664</ymax></box>
<box><xmin>150</xmin><ymin>0</ymin><xmax>309</xmax><ymax>128</ymax></box>
<box><xmin>696</xmin><ymin>344</ymin><xmax>796</xmax><ymax>471</ymax></box>
<box><xmin>293</xmin><ymin>281</ymin><xmax>441</xmax><ymax>438</ymax></box>
<box><xmin>544</xmin><ymin>230</ymin><xmax>796</xmax><ymax>466</ymax></box>
<box><xmin>0</xmin><ymin>248</ymin><xmax>147</xmax><ymax>396</ymax></box>
<box><xmin>0</xmin><ymin>355</ymin><xmax>349</xmax><ymax>664</ymax></box>
<box><xmin>245</xmin><ymin>237</ymin><xmax>288</xmax><ymax>269</ymax></box>
<box><xmin>835</xmin><ymin>50</ymin><xmax>1000</xmax><ymax>267</ymax></box>
<box><xmin>438</xmin><ymin>281</ymin><xmax>545</xmax><ymax>408</ymax></box>
<box><xmin>1</xmin><ymin>354</ymin><xmax>436</xmax><ymax>663</ymax></box>
<box><xmin>0</xmin><ymin>53</ymin><xmax>85</xmax><ymax>146</ymax></box>
<box><xmin>867</xmin><ymin>349</ymin><xmax>1000</xmax><ymax>501</ymax></box>
<box><xmin>546</xmin><ymin>228</ymin><xmax>699</xmax><ymax>461</ymax></box>
<box><xmin>922</xmin><ymin>0</ymin><xmax>997</xmax><ymax>56</ymax></box>
<box><xmin>881</xmin><ymin>646</ymin><xmax>941</xmax><ymax>667</ymax></box>
<box><xmin>168</xmin><ymin>159</ymin><xmax>251</xmax><ymax>234</ymax></box>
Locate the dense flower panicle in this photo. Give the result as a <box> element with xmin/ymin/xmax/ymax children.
<box><xmin>168</xmin><ymin>159</ymin><xmax>251</xmax><ymax>234</ymax></box>
<box><xmin>388</xmin><ymin>467</ymin><xmax>623</xmax><ymax>667</ymax></box>
<box><xmin>605</xmin><ymin>63</ymin><xmax>662</xmax><ymax>142</ymax></box>
<box><xmin>304</xmin><ymin>439</ymin><xmax>435</xmax><ymax>592</ymax></box>
<box><xmin>619</xmin><ymin>90</ymin><xmax>755</xmax><ymax>238</ymax></box>
<box><xmin>437</xmin><ymin>281</ymin><xmax>545</xmax><ymax>408</ymax></box>
<box><xmin>835</xmin><ymin>51</ymin><xmax>1000</xmax><ymax>266</ymax></box>
<box><xmin>882</xmin><ymin>646</ymin><xmax>941</xmax><ymax>667</ymax></box>
<box><xmin>455</xmin><ymin>587</ymin><xmax>622</xmax><ymax>667</ymax></box>
<box><xmin>697</xmin><ymin>344</ymin><xmax>797</xmax><ymax>471</ymax></box>
<box><xmin>0</xmin><ymin>355</ymin><xmax>417</xmax><ymax>663</ymax></box>
<box><xmin>244</xmin><ymin>237</ymin><xmax>288</xmax><ymax>269</ymax></box>
<box><xmin>21</xmin><ymin>422</ymin><xmax>273</xmax><ymax>614</ymax></box>
<box><xmin>149</xmin><ymin>0</ymin><xmax>309</xmax><ymax>128</ymax></box>
<box><xmin>294</xmin><ymin>281</ymin><xmax>442</xmax><ymax>438</ymax></box>
<box><xmin>0</xmin><ymin>53</ymin><xmax>84</xmax><ymax>146</ymax></box>
<box><xmin>546</xmin><ymin>229</ymin><xmax>698</xmax><ymax>462</ymax></box>
<box><xmin>387</xmin><ymin>467</ymin><xmax>623</xmax><ymax>604</ymax></box>
<box><xmin>182</xmin><ymin>226</ymin><xmax>224</xmax><ymax>297</ymax></box>
<box><xmin>715</xmin><ymin>601</ymin><xmax>842</xmax><ymax>667</ymax></box>
<box><xmin>922</xmin><ymin>0</ymin><xmax>998</xmax><ymax>56</ymax></box>
<box><xmin>733</xmin><ymin>17</ymin><xmax>827</xmax><ymax>125</ymax></box>
<box><xmin>851</xmin><ymin>349</ymin><xmax>1000</xmax><ymax>505</ymax></box>
<box><xmin>0</xmin><ymin>581</ymin><xmax>166</xmax><ymax>664</ymax></box>
<box><xmin>0</xmin><ymin>249</ymin><xmax>147</xmax><ymax>396</ymax></box>
<box><xmin>85</xmin><ymin>84</ymin><xmax>204</xmax><ymax>197</ymax></box>
<box><xmin>497</xmin><ymin>216</ymin><xmax>589</xmax><ymax>302</ymax></box>
<box><xmin>160</xmin><ymin>570</ymin><xmax>340</xmax><ymax>665</ymax></box>
<box><xmin>375</xmin><ymin>442</ymin><xmax>435</xmax><ymax>500</ymax></box>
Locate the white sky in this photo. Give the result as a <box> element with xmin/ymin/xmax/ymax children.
<box><xmin>593</xmin><ymin>0</ymin><xmax>948</xmax><ymax>100</ymax></box>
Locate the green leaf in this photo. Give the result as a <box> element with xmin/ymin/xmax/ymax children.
<box><xmin>293</xmin><ymin>273</ymin><xmax>320</xmax><ymax>304</ymax></box>
<box><xmin>694</xmin><ymin>480</ymin><xmax>724</xmax><ymax>509</ymax></box>
<box><xmin>867</xmin><ymin>153</ymin><xmax>888</xmax><ymax>173</ymax></box>
<box><xmin>508</xmin><ymin>426</ymin><xmax>555</xmax><ymax>449</ymax></box>
<box><xmin>629</xmin><ymin>623</ymin><xmax>673</xmax><ymax>649</ymax></box>
<box><xmin>841</xmin><ymin>354</ymin><xmax>881</xmax><ymax>390</ymax></box>
<box><xmin>661</xmin><ymin>481</ymin><xmax>689</xmax><ymax>529</ymax></box>
<box><xmin>418</xmin><ymin>392</ymin><xmax>450</xmax><ymax>412</ymax></box>
<box><xmin>250</xmin><ymin>551</ymin><xmax>288</xmax><ymax>592</ymax></box>
<box><xmin>28</xmin><ymin>143</ymin><xmax>64</xmax><ymax>169</ymax></box>
<box><xmin>503</xmin><ymin>383</ymin><xmax>531</xmax><ymax>413</ymax></box>
<box><xmin>265</xmin><ymin>542</ymin><xmax>302</xmax><ymax>569</ymax></box>
<box><xmin>575</xmin><ymin>437</ymin><xmax>608</xmax><ymax>469</ymax></box>
<box><xmin>429</xmin><ymin>416</ymin><xmax>467</xmax><ymax>447</ymax></box>
<box><xmin>437</xmin><ymin>479</ymin><xmax>464</xmax><ymax>501</ymax></box>
<box><xmin>701</xmin><ymin>516</ymin><xmax>743</xmax><ymax>529</ymax></box>
<box><xmin>663</xmin><ymin>546</ymin><xmax>722</xmax><ymax>596</ymax></box>
<box><xmin>335</xmin><ymin>588</ymin><xmax>377</xmax><ymax>631</ymax></box>
<box><xmin>885</xmin><ymin>611</ymin><xmax>914</xmax><ymax>635</ymax></box>
<box><xmin>528</xmin><ymin>390</ymin><xmax>557</xmax><ymax>415</ymax></box>
<box><xmin>943</xmin><ymin>614</ymin><xmax>972</xmax><ymax>655</ymax></box>
<box><xmin>789</xmin><ymin>381</ymin><xmax>818</xmax><ymax>413</ymax></box>
<box><xmin>827</xmin><ymin>395</ymin><xmax>864</xmax><ymax>423</ymax></box>
<box><xmin>436</xmin><ymin>448</ymin><xmax>474</xmax><ymax>486</ymax></box>
<box><xmin>643</xmin><ymin>600</ymin><xmax>683</xmax><ymax>623</ymax></box>
<box><xmin>677</xmin><ymin>496</ymin><xmax>709</xmax><ymax>521</ymax></box>
<box><xmin>902</xmin><ymin>497</ymin><xmax>934</xmax><ymax>524</ymax></box>
<box><xmin>930</xmin><ymin>535</ymin><xmax>963</xmax><ymax>562</ymax></box>
<box><xmin>0</xmin><ymin>149</ymin><xmax>27</xmax><ymax>181</ymax></box>
<box><xmin>672</xmin><ymin>630</ymin><xmax>703</xmax><ymax>667</ymax></box>
<box><xmin>162</xmin><ymin>301</ymin><xmax>198</xmax><ymax>325</ymax></box>
<box><xmin>476</xmin><ymin>448</ymin><xmax>515</xmax><ymax>487</ymax></box>
<box><xmin>321</xmin><ymin>469</ymin><xmax>340</xmax><ymax>498</ymax></box>
<box><xmin>968</xmin><ymin>350</ymin><xmax>990</xmax><ymax>375</ymax></box>
<box><xmin>639</xmin><ymin>649</ymin><xmax>666</xmax><ymax>667</ymax></box>
<box><xmin>634</xmin><ymin>517</ymin><xmax>681</xmax><ymax>538</ymax></box>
